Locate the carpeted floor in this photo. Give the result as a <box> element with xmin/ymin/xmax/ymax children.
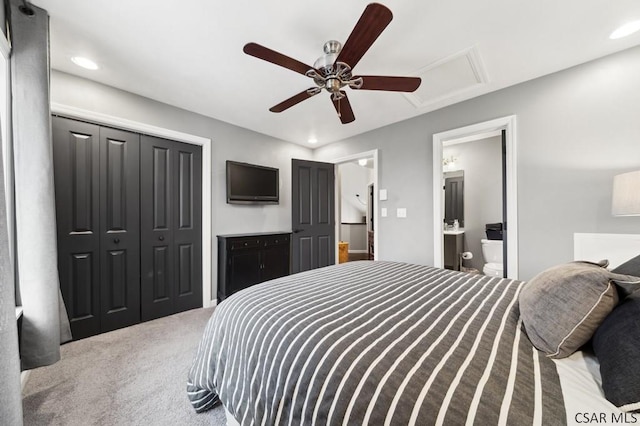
<box><xmin>22</xmin><ymin>307</ymin><xmax>227</xmax><ymax>426</ymax></box>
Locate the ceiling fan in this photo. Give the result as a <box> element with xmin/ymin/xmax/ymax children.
<box><xmin>243</xmin><ymin>2</ymin><xmax>421</xmax><ymax>124</ymax></box>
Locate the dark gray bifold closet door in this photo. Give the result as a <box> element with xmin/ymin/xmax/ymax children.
<box><xmin>99</xmin><ymin>127</ymin><xmax>141</xmax><ymax>332</ymax></box>
<box><xmin>140</xmin><ymin>135</ymin><xmax>202</xmax><ymax>321</ymax></box>
<box><xmin>53</xmin><ymin>117</ymin><xmax>141</xmax><ymax>340</ymax></box>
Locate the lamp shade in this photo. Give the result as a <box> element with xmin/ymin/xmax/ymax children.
<box><xmin>612</xmin><ymin>170</ymin><xmax>640</xmax><ymax>216</ymax></box>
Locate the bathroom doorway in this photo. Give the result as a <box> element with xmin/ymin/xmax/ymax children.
<box><xmin>443</xmin><ymin>136</ymin><xmax>503</xmax><ymax>274</ymax></box>
<box><xmin>432</xmin><ymin>116</ymin><xmax>518</xmax><ymax>279</ymax></box>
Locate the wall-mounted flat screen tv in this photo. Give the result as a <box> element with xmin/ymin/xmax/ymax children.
<box><xmin>226</xmin><ymin>160</ymin><xmax>279</xmax><ymax>204</ymax></box>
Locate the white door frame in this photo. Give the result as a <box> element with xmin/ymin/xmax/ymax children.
<box><xmin>50</xmin><ymin>103</ymin><xmax>214</xmax><ymax>307</ymax></box>
<box><xmin>331</xmin><ymin>149</ymin><xmax>379</xmax><ymax>263</ymax></box>
<box><xmin>432</xmin><ymin>115</ymin><xmax>518</xmax><ymax>279</ymax></box>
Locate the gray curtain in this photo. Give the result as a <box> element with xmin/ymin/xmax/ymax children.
<box><xmin>10</xmin><ymin>0</ymin><xmax>72</xmax><ymax>371</ymax></box>
<box><xmin>0</xmin><ymin>127</ymin><xmax>23</xmax><ymax>424</ymax></box>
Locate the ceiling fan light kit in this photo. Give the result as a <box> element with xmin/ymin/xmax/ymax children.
<box><xmin>243</xmin><ymin>2</ymin><xmax>421</xmax><ymax>124</ymax></box>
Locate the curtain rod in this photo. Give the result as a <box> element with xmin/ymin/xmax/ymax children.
<box><xmin>19</xmin><ymin>0</ymin><xmax>35</xmax><ymax>16</ymax></box>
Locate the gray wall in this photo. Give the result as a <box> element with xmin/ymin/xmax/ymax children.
<box><xmin>315</xmin><ymin>118</ymin><xmax>431</xmax><ymax>266</ymax></box>
<box><xmin>50</xmin><ymin>70</ymin><xmax>314</xmax><ymax>300</ymax></box>
<box><xmin>339</xmin><ymin>224</ymin><xmax>367</xmax><ymax>252</ymax></box>
<box><xmin>444</xmin><ymin>136</ymin><xmax>502</xmax><ymax>271</ymax></box>
<box><xmin>315</xmin><ymin>46</ymin><xmax>640</xmax><ymax>280</ymax></box>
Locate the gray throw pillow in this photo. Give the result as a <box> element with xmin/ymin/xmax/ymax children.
<box><xmin>611</xmin><ymin>254</ymin><xmax>640</xmax><ymax>277</ymax></box>
<box><xmin>519</xmin><ymin>261</ymin><xmax>640</xmax><ymax>359</ymax></box>
<box><xmin>592</xmin><ymin>291</ymin><xmax>640</xmax><ymax>412</ymax></box>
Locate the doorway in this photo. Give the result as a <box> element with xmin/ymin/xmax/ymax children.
<box><xmin>332</xmin><ymin>150</ymin><xmax>379</xmax><ymax>264</ymax></box>
<box><xmin>432</xmin><ymin>116</ymin><xmax>518</xmax><ymax>279</ymax></box>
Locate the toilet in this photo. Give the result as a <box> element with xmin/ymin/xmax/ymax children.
<box><xmin>481</xmin><ymin>239</ymin><xmax>503</xmax><ymax>277</ymax></box>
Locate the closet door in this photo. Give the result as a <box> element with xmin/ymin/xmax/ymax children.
<box><xmin>53</xmin><ymin>117</ymin><xmax>101</xmax><ymax>339</ymax></box>
<box><xmin>99</xmin><ymin>127</ymin><xmax>141</xmax><ymax>332</ymax></box>
<box><xmin>173</xmin><ymin>142</ymin><xmax>202</xmax><ymax>313</ymax></box>
<box><xmin>140</xmin><ymin>136</ymin><xmax>202</xmax><ymax>321</ymax></box>
<box><xmin>54</xmin><ymin>117</ymin><xmax>142</xmax><ymax>339</ymax></box>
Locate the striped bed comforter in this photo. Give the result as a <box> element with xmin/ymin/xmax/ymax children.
<box><xmin>187</xmin><ymin>261</ymin><xmax>566</xmax><ymax>425</ymax></box>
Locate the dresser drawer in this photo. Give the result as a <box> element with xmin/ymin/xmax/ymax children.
<box><xmin>263</xmin><ymin>234</ymin><xmax>290</xmax><ymax>247</ymax></box>
<box><xmin>229</xmin><ymin>238</ymin><xmax>261</xmax><ymax>251</ymax></box>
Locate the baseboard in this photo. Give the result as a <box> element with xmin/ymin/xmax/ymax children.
<box><xmin>348</xmin><ymin>249</ymin><xmax>368</xmax><ymax>254</ymax></box>
<box><xmin>21</xmin><ymin>370</ymin><xmax>31</xmax><ymax>392</ymax></box>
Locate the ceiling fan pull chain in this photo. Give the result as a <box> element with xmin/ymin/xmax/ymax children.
<box><xmin>337</xmin><ymin>97</ymin><xmax>341</xmax><ymax>117</ymax></box>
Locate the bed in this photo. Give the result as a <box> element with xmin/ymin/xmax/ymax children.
<box><xmin>187</xmin><ymin>239</ymin><xmax>640</xmax><ymax>425</ymax></box>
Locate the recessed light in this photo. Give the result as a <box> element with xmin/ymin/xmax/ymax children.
<box><xmin>358</xmin><ymin>158</ymin><xmax>368</xmax><ymax>166</ymax></box>
<box><xmin>308</xmin><ymin>138</ymin><xmax>318</xmax><ymax>144</ymax></box>
<box><xmin>610</xmin><ymin>20</ymin><xmax>640</xmax><ymax>39</ymax></box>
<box><xmin>71</xmin><ymin>56</ymin><xmax>99</xmax><ymax>70</ymax></box>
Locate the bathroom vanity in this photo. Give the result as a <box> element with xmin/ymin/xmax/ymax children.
<box><xmin>444</xmin><ymin>229</ymin><xmax>465</xmax><ymax>270</ymax></box>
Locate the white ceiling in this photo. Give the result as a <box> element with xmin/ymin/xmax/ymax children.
<box><xmin>31</xmin><ymin>0</ymin><xmax>640</xmax><ymax>147</ymax></box>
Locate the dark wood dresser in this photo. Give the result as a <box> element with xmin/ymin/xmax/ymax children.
<box><xmin>217</xmin><ymin>232</ymin><xmax>291</xmax><ymax>303</ymax></box>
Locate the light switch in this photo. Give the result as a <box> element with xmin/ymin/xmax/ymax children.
<box><xmin>379</xmin><ymin>189</ymin><xmax>388</xmax><ymax>201</ymax></box>
<box><xmin>397</xmin><ymin>208</ymin><xmax>407</xmax><ymax>218</ymax></box>
<box><xmin>381</xmin><ymin>207</ymin><xmax>387</xmax><ymax>217</ymax></box>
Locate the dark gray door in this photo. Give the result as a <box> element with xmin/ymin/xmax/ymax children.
<box><xmin>53</xmin><ymin>117</ymin><xmax>141</xmax><ymax>339</ymax></box>
<box><xmin>291</xmin><ymin>159</ymin><xmax>335</xmax><ymax>273</ymax></box>
<box><xmin>444</xmin><ymin>176</ymin><xmax>464</xmax><ymax>227</ymax></box>
<box><xmin>53</xmin><ymin>117</ymin><xmax>101</xmax><ymax>339</ymax></box>
<box><xmin>140</xmin><ymin>135</ymin><xmax>202</xmax><ymax>321</ymax></box>
<box><xmin>99</xmin><ymin>127</ymin><xmax>141</xmax><ymax>332</ymax></box>
<box><xmin>173</xmin><ymin>141</ymin><xmax>203</xmax><ymax>313</ymax></box>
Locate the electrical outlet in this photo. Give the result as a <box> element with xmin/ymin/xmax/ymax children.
<box><xmin>397</xmin><ymin>208</ymin><xmax>407</xmax><ymax>218</ymax></box>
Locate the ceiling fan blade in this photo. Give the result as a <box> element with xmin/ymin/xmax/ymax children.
<box><xmin>270</xmin><ymin>89</ymin><xmax>319</xmax><ymax>113</ymax></box>
<box><xmin>244</xmin><ymin>42</ymin><xmax>316</xmax><ymax>76</ymax></box>
<box><xmin>331</xmin><ymin>91</ymin><xmax>355</xmax><ymax>124</ymax></box>
<box><xmin>354</xmin><ymin>76</ymin><xmax>421</xmax><ymax>92</ymax></box>
<box><xmin>336</xmin><ymin>3</ymin><xmax>393</xmax><ymax>69</ymax></box>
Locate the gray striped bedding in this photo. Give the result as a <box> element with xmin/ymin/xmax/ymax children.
<box><xmin>187</xmin><ymin>261</ymin><xmax>566</xmax><ymax>425</ymax></box>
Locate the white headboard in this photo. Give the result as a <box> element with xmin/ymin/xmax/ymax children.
<box><xmin>574</xmin><ymin>233</ymin><xmax>640</xmax><ymax>268</ymax></box>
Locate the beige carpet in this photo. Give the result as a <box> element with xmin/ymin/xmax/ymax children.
<box><xmin>22</xmin><ymin>307</ymin><xmax>226</xmax><ymax>426</ymax></box>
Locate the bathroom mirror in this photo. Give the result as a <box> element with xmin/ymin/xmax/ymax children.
<box><xmin>444</xmin><ymin>170</ymin><xmax>464</xmax><ymax>227</ymax></box>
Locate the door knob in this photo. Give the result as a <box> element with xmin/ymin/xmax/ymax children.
<box><xmin>114</xmin><ymin>238</ymin><xmax>120</xmax><ymax>244</ymax></box>
<box><xmin>159</xmin><ymin>235</ymin><xmax>165</xmax><ymax>241</ymax></box>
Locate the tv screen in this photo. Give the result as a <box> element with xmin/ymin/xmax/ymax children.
<box><xmin>226</xmin><ymin>160</ymin><xmax>279</xmax><ymax>204</ymax></box>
